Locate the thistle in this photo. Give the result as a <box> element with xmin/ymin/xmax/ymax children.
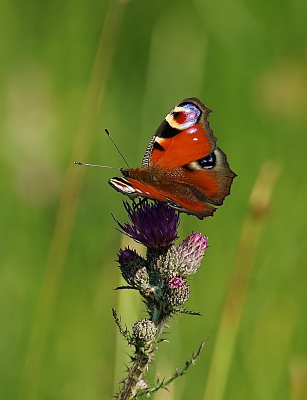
<box><xmin>113</xmin><ymin>200</ymin><xmax>208</xmax><ymax>399</ymax></box>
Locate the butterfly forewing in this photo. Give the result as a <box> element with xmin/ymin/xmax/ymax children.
<box><xmin>142</xmin><ymin>98</ymin><xmax>216</xmax><ymax>169</ymax></box>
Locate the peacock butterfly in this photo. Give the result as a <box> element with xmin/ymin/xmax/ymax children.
<box><xmin>108</xmin><ymin>98</ymin><xmax>236</xmax><ymax>219</ymax></box>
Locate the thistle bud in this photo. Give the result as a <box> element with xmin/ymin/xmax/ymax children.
<box><xmin>154</xmin><ymin>245</ymin><xmax>178</xmax><ymax>277</ymax></box>
<box><xmin>133</xmin><ymin>319</ymin><xmax>158</xmax><ymax>343</ymax></box>
<box><xmin>117</xmin><ymin>247</ymin><xmax>147</xmax><ymax>286</ymax></box>
<box><xmin>164</xmin><ymin>275</ymin><xmax>190</xmax><ymax>307</ymax></box>
<box><xmin>134</xmin><ymin>267</ymin><xmax>150</xmax><ymax>292</ymax></box>
<box><xmin>176</xmin><ymin>232</ymin><xmax>208</xmax><ymax>276</ymax></box>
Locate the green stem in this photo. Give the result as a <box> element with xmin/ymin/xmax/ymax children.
<box><xmin>117</xmin><ymin>316</ymin><xmax>167</xmax><ymax>399</ymax></box>
<box><xmin>118</xmin><ymin>347</ymin><xmax>151</xmax><ymax>400</ymax></box>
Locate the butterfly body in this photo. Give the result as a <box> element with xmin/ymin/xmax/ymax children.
<box><xmin>109</xmin><ymin>98</ymin><xmax>236</xmax><ymax>219</ymax></box>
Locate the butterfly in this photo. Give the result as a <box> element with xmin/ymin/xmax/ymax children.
<box><xmin>108</xmin><ymin>98</ymin><xmax>236</xmax><ymax>219</ymax></box>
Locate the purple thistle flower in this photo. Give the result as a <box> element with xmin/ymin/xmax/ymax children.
<box><xmin>114</xmin><ymin>200</ymin><xmax>179</xmax><ymax>249</ymax></box>
<box><xmin>117</xmin><ymin>247</ymin><xmax>147</xmax><ymax>286</ymax></box>
<box><xmin>117</xmin><ymin>247</ymin><xmax>137</xmax><ymax>265</ymax></box>
<box><xmin>164</xmin><ymin>275</ymin><xmax>190</xmax><ymax>306</ymax></box>
<box><xmin>177</xmin><ymin>232</ymin><xmax>208</xmax><ymax>276</ymax></box>
<box><xmin>169</xmin><ymin>276</ymin><xmax>184</xmax><ymax>289</ymax></box>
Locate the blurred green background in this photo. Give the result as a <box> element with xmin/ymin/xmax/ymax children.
<box><xmin>1</xmin><ymin>0</ymin><xmax>307</xmax><ymax>399</ymax></box>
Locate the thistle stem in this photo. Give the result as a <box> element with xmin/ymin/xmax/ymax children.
<box><xmin>118</xmin><ymin>346</ymin><xmax>152</xmax><ymax>400</ymax></box>
<box><xmin>117</xmin><ymin>318</ymin><xmax>166</xmax><ymax>399</ymax></box>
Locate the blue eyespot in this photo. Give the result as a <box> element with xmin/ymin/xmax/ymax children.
<box><xmin>198</xmin><ymin>152</ymin><xmax>216</xmax><ymax>169</ymax></box>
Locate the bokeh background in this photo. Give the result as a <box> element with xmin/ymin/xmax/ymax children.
<box><xmin>1</xmin><ymin>0</ymin><xmax>307</xmax><ymax>399</ymax></box>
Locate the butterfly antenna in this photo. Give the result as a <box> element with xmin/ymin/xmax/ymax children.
<box><xmin>74</xmin><ymin>161</ymin><xmax>121</xmax><ymax>170</ymax></box>
<box><xmin>105</xmin><ymin>128</ymin><xmax>130</xmax><ymax>168</ymax></box>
